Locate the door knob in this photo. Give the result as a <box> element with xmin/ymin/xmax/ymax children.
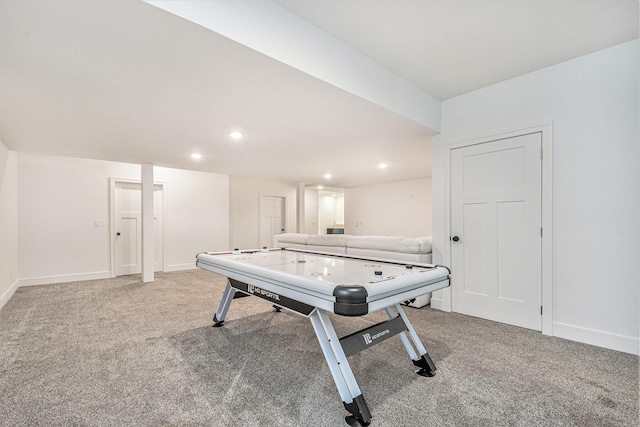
<box><xmin>451</xmin><ymin>236</ymin><xmax>460</xmax><ymax>242</ymax></box>
<box><xmin>116</xmin><ymin>232</ymin><xmax>121</xmax><ymax>236</ymax></box>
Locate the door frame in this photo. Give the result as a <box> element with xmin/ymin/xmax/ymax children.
<box><xmin>441</xmin><ymin>123</ymin><xmax>553</xmax><ymax>335</ymax></box>
<box><xmin>109</xmin><ymin>177</ymin><xmax>168</xmax><ymax>277</ymax></box>
<box><xmin>259</xmin><ymin>194</ymin><xmax>287</xmax><ymax>247</ymax></box>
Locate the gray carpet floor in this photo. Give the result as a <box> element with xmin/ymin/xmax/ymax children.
<box><xmin>0</xmin><ymin>270</ymin><xmax>637</xmax><ymax>426</ymax></box>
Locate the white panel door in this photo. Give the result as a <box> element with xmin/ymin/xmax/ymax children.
<box><xmin>450</xmin><ymin>133</ymin><xmax>542</xmax><ymax>330</ymax></box>
<box><xmin>115</xmin><ymin>182</ymin><xmax>164</xmax><ymax>276</ymax></box>
<box><xmin>260</xmin><ymin>195</ymin><xmax>285</xmax><ymax>248</ymax></box>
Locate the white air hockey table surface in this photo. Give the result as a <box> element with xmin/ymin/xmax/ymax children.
<box><xmin>196</xmin><ymin>248</ymin><xmax>451</xmax><ymax>426</ymax></box>
<box><xmin>196</xmin><ymin>248</ymin><xmax>450</xmax><ymax>316</ymax></box>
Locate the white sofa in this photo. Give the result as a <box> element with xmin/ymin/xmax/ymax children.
<box><xmin>274</xmin><ymin>233</ymin><xmax>432</xmax><ymax>264</ymax></box>
<box><xmin>273</xmin><ymin>233</ymin><xmax>434</xmax><ymax>307</ymax></box>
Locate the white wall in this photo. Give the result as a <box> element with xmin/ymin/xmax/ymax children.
<box><xmin>154</xmin><ymin>166</ymin><xmax>230</xmax><ymax>267</ymax></box>
<box><xmin>336</xmin><ymin>195</ymin><xmax>344</xmax><ymax>225</ymax></box>
<box><xmin>304</xmin><ymin>188</ymin><xmax>318</xmax><ymax>235</ymax></box>
<box><xmin>17</xmin><ymin>153</ymin><xmax>229</xmax><ymax>284</ymax></box>
<box><xmin>229</xmin><ymin>176</ymin><xmax>297</xmax><ymax>249</ymax></box>
<box><xmin>0</xmin><ymin>140</ymin><xmax>19</xmax><ymax>308</ymax></box>
<box><xmin>432</xmin><ymin>40</ymin><xmax>639</xmax><ymax>354</ymax></box>
<box><xmin>344</xmin><ymin>178</ymin><xmax>432</xmax><ymax>237</ymax></box>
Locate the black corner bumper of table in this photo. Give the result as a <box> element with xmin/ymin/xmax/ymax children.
<box><xmin>333</xmin><ymin>285</ymin><xmax>369</xmax><ymax>316</ymax></box>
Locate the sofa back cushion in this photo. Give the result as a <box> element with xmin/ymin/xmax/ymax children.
<box><xmin>274</xmin><ymin>233</ymin><xmax>432</xmax><ymax>256</ymax></box>
<box><xmin>307</xmin><ymin>234</ymin><xmax>348</xmax><ymax>247</ymax></box>
<box><xmin>346</xmin><ymin>248</ymin><xmax>432</xmax><ymax>264</ymax></box>
<box><xmin>274</xmin><ymin>233</ymin><xmax>309</xmax><ymax>246</ymax></box>
<box><xmin>347</xmin><ymin>235</ymin><xmax>428</xmax><ymax>254</ymax></box>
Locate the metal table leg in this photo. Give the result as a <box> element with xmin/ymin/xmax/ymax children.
<box><xmin>310</xmin><ymin>309</ymin><xmax>372</xmax><ymax>426</ymax></box>
<box><xmin>389</xmin><ymin>303</ymin><xmax>437</xmax><ymax>376</ymax></box>
<box><xmin>212</xmin><ymin>280</ymin><xmax>236</xmax><ymax>327</ymax></box>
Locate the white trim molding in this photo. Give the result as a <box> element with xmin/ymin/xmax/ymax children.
<box><xmin>19</xmin><ymin>271</ymin><xmax>111</xmax><ymax>287</ymax></box>
<box><xmin>553</xmin><ymin>322</ymin><xmax>640</xmax><ymax>355</ymax></box>
<box><xmin>0</xmin><ymin>279</ymin><xmax>20</xmax><ymax>310</ymax></box>
<box><xmin>166</xmin><ymin>263</ymin><xmax>197</xmax><ymax>272</ymax></box>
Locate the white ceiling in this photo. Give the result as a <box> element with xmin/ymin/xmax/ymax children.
<box><xmin>1</xmin><ymin>0</ymin><xmax>637</xmax><ymax>188</ymax></box>
<box><xmin>275</xmin><ymin>0</ymin><xmax>640</xmax><ymax>100</ymax></box>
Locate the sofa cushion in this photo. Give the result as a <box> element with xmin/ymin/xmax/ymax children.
<box><xmin>307</xmin><ymin>245</ymin><xmax>347</xmax><ymax>255</ymax></box>
<box><xmin>307</xmin><ymin>234</ymin><xmax>348</xmax><ymax>247</ymax></box>
<box><xmin>274</xmin><ymin>233</ymin><xmax>433</xmax><ymax>256</ymax></box>
<box><xmin>275</xmin><ymin>233</ymin><xmax>309</xmax><ymax>245</ymax></box>
<box><xmin>346</xmin><ymin>248</ymin><xmax>432</xmax><ymax>264</ymax></box>
<box><xmin>347</xmin><ymin>235</ymin><xmax>426</xmax><ymax>254</ymax></box>
<box><xmin>416</xmin><ymin>236</ymin><xmax>432</xmax><ymax>254</ymax></box>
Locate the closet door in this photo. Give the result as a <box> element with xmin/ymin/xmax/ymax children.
<box><xmin>450</xmin><ymin>132</ymin><xmax>542</xmax><ymax>330</ymax></box>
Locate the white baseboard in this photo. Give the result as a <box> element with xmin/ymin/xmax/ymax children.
<box><xmin>430</xmin><ymin>296</ymin><xmax>447</xmax><ymax>311</ymax></box>
<box><xmin>19</xmin><ymin>271</ymin><xmax>112</xmax><ymax>287</ymax></box>
<box><xmin>0</xmin><ymin>279</ymin><xmax>20</xmax><ymax>310</ymax></box>
<box><xmin>18</xmin><ymin>266</ymin><xmax>200</xmax><ymax>287</ymax></box>
<box><xmin>427</xmin><ymin>301</ymin><xmax>638</xmax><ymax>355</ymax></box>
<box><xmin>165</xmin><ymin>263</ymin><xmax>197</xmax><ymax>272</ymax></box>
<box><xmin>553</xmin><ymin>321</ymin><xmax>639</xmax><ymax>355</ymax></box>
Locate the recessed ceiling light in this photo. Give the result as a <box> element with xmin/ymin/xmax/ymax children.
<box><xmin>378</xmin><ymin>163</ymin><xmax>388</xmax><ymax>169</ymax></box>
<box><xmin>229</xmin><ymin>131</ymin><xmax>243</xmax><ymax>140</ymax></box>
<box><xmin>317</xmin><ymin>186</ymin><xmax>324</xmax><ymax>190</ymax></box>
<box><xmin>191</xmin><ymin>153</ymin><xmax>202</xmax><ymax>159</ymax></box>
<box><xmin>324</xmin><ymin>174</ymin><xmax>331</xmax><ymax>179</ymax></box>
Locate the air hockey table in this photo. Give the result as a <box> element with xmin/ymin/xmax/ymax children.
<box><xmin>196</xmin><ymin>248</ymin><xmax>450</xmax><ymax>426</ymax></box>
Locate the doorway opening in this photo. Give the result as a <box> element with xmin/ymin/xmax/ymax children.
<box><xmin>109</xmin><ymin>178</ymin><xmax>166</xmax><ymax>277</ymax></box>
<box><xmin>317</xmin><ymin>188</ymin><xmax>344</xmax><ymax>234</ymax></box>
<box><xmin>260</xmin><ymin>195</ymin><xmax>286</xmax><ymax>248</ymax></box>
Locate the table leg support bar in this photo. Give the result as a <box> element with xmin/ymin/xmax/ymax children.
<box><xmin>384</xmin><ymin>307</ymin><xmax>419</xmax><ymax>361</ymax></box>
